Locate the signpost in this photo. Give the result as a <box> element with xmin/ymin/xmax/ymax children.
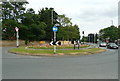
<box><xmin>52</xmin><ymin>26</ymin><xmax>58</xmax><ymax>54</ymax></box>
<box><xmin>15</xmin><ymin>27</ymin><xmax>19</xmax><ymax>47</ymax></box>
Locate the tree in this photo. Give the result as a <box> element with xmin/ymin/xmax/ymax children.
<box><xmin>26</xmin><ymin>8</ymin><xmax>35</xmax><ymax>14</ymax></box>
<box><xmin>2</xmin><ymin>2</ymin><xmax>13</xmax><ymax>20</ymax></box>
<box><xmin>10</xmin><ymin>1</ymin><xmax>28</xmax><ymax>20</ymax></box>
<box><xmin>2</xmin><ymin>1</ymin><xmax>81</xmax><ymax>42</ymax></box>
<box><xmin>57</xmin><ymin>14</ymin><xmax>80</xmax><ymax>41</ymax></box>
<box><xmin>21</xmin><ymin>13</ymin><xmax>36</xmax><ymax>26</ymax></box>
<box><xmin>57</xmin><ymin>14</ymin><xmax>72</xmax><ymax>27</ymax></box>
<box><xmin>38</xmin><ymin>7</ymin><xmax>58</xmax><ymax>41</ymax></box>
<box><xmin>118</xmin><ymin>25</ymin><xmax>120</xmax><ymax>39</ymax></box>
<box><xmin>57</xmin><ymin>24</ymin><xmax>80</xmax><ymax>41</ymax></box>
<box><xmin>28</xmin><ymin>23</ymin><xmax>47</xmax><ymax>41</ymax></box>
<box><xmin>19</xmin><ymin>19</ymin><xmax>47</xmax><ymax>41</ymax></box>
<box><xmin>2</xmin><ymin>19</ymin><xmax>18</xmax><ymax>40</ymax></box>
<box><xmin>99</xmin><ymin>25</ymin><xmax>119</xmax><ymax>42</ymax></box>
<box><xmin>2</xmin><ymin>1</ymin><xmax>28</xmax><ymax>20</ymax></box>
<box><xmin>81</xmin><ymin>36</ymin><xmax>88</xmax><ymax>42</ymax></box>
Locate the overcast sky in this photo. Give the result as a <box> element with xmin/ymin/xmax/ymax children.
<box><xmin>26</xmin><ymin>0</ymin><xmax>119</xmax><ymax>36</ymax></box>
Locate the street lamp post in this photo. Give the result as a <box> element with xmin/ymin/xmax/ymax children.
<box><xmin>51</xmin><ymin>9</ymin><xmax>53</xmax><ymax>25</ymax></box>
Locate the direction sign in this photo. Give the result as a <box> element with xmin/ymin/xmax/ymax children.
<box><xmin>50</xmin><ymin>41</ymin><xmax>61</xmax><ymax>45</ymax></box>
<box><xmin>50</xmin><ymin>41</ymin><xmax>54</xmax><ymax>45</ymax></box>
<box><xmin>52</xmin><ymin>26</ymin><xmax>58</xmax><ymax>32</ymax></box>
<box><xmin>56</xmin><ymin>41</ymin><xmax>61</xmax><ymax>45</ymax></box>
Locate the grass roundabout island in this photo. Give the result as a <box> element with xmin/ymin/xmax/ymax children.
<box><xmin>8</xmin><ymin>45</ymin><xmax>106</xmax><ymax>56</ymax></box>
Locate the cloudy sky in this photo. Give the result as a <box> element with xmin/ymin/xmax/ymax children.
<box><xmin>26</xmin><ymin>0</ymin><xmax>119</xmax><ymax>36</ymax></box>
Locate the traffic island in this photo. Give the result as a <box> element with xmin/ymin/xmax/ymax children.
<box><xmin>8</xmin><ymin>47</ymin><xmax>106</xmax><ymax>56</ymax></box>
<box><xmin>27</xmin><ymin>45</ymin><xmax>90</xmax><ymax>49</ymax></box>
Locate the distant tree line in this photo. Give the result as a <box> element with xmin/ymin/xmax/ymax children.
<box><xmin>83</xmin><ymin>25</ymin><xmax>120</xmax><ymax>43</ymax></box>
<box><xmin>99</xmin><ymin>25</ymin><xmax>120</xmax><ymax>42</ymax></box>
<box><xmin>1</xmin><ymin>1</ymin><xmax>80</xmax><ymax>42</ymax></box>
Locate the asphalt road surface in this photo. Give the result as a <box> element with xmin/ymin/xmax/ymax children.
<box><xmin>2</xmin><ymin>47</ymin><xmax>119</xmax><ymax>79</ymax></box>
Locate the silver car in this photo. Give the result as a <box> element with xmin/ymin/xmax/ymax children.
<box><xmin>99</xmin><ymin>42</ymin><xmax>107</xmax><ymax>47</ymax></box>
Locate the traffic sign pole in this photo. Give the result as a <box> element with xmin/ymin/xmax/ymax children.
<box><xmin>54</xmin><ymin>32</ymin><xmax>56</xmax><ymax>54</ymax></box>
<box><xmin>15</xmin><ymin>27</ymin><xmax>19</xmax><ymax>47</ymax></box>
<box><xmin>52</xmin><ymin>26</ymin><xmax>58</xmax><ymax>54</ymax></box>
<box><xmin>16</xmin><ymin>31</ymin><xmax>19</xmax><ymax>47</ymax></box>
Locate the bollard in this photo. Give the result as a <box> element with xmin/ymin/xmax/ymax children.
<box><xmin>74</xmin><ymin>44</ymin><xmax>75</xmax><ymax>50</ymax></box>
<box><xmin>78</xmin><ymin>44</ymin><xmax>80</xmax><ymax>49</ymax></box>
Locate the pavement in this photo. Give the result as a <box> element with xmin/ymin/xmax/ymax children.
<box><xmin>2</xmin><ymin>47</ymin><xmax>119</xmax><ymax>79</ymax></box>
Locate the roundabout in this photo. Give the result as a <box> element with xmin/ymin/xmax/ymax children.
<box><xmin>8</xmin><ymin>45</ymin><xmax>106</xmax><ymax>56</ymax></box>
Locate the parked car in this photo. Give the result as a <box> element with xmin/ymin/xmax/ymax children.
<box><xmin>107</xmin><ymin>43</ymin><xmax>119</xmax><ymax>49</ymax></box>
<box><xmin>99</xmin><ymin>42</ymin><xmax>107</xmax><ymax>47</ymax></box>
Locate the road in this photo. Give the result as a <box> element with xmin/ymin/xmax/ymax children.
<box><xmin>2</xmin><ymin>47</ymin><xmax>118</xmax><ymax>79</ymax></box>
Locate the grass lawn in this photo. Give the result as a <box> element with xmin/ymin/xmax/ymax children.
<box><xmin>8</xmin><ymin>47</ymin><xmax>106</xmax><ymax>56</ymax></box>
<box><xmin>28</xmin><ymin>45</ymin><xmax>89</xmax><ymax>49</ymax></box>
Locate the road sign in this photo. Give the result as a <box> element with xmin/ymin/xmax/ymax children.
<box><xmin>52</xmin><ymin>26</ymin><xmax>58</xmax><ymax>32</ymax></box>
<box><xmin>50</xmin><ymin>41</ymin><xmax>61</xmax><ymax>45</ymax></box>
<box><xmin>15</xmin><ymin>27</ymin><xmax>19</xmax><ymax>47</ymax></box>
<box><xmin>56</xmin><ymin>41</ymin><xmax>61</xmax><ymax>45</ymax></box>
<box><xmin>15</xmin><ymin>27</ymin><xmax>19</xmax><ymax>32</ymax></box>
<box><xmin>50</xmin><ymin>41</ymin><xmax>54</xmax><ymax>45</ymax></box>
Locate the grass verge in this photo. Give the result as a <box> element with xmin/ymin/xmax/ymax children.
<box><xmin>8</xmin><ymin>47</ymin><xmax>106</xmax><ymax>56</ymax></box>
